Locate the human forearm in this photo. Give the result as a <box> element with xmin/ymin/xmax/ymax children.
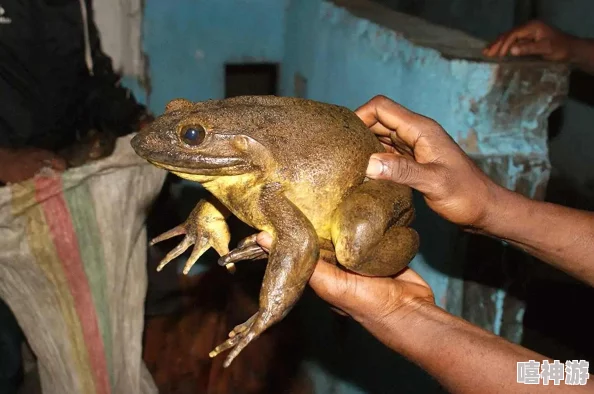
<box><xmin>479</xmin><ymin>186</ymin><xmax>594</xmax><ymax>287</ymax></box>
<box><xmin>361</xmin><ymin>302</ymin><xmax>593</xmax><ymax>393</ymax></box>
<box><xmin>569</xmin><ymin>37</ymin><xmax>594</xmax><ymax>75</ymax></box>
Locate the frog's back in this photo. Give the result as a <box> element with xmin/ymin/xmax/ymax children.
<box><xmin>191</xmin><ymin>96</ymin><xmax>385</xmax><ymax>238</ymax></box>
<box><xmin>200</xmin><ymin>95</ymin><xmax>384</xmax><ymax>184</ymax></box>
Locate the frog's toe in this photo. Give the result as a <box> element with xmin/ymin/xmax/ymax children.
<box><xmin>209</xmin><ymin>335</ymin><xmax>241</xmax><ymax>359</ymax></box>
<box><xmin>218</xmin><ymin>244</ymin><xmax>268</xmax><ymax>270</ymax></box>
<box><xmin>149</xmin><ymin>225</ymin><xmax>185</xmax><ymax>246</ymax></box>
<box><xmin>222</xmin><ymin>331</ymin><xmax>257</xmax><ymax>368</ymax></box>
<box><xmin>237</xmin><ymin>233</ymin><xmax>259</xmax><ymax>248</ymax></box>
<box><xmin>209</xmin><ymin>312</ymin><xmax>263</xmax><ymax>367</ymax></box>
<box><xmin>156</xmin><ymin>236</ymin><xmax>194</xmax><ymax>271</ymax></box>
<box><xmin>228</xmin><ymin>313</ymin><xmax>257</xmax><ymax>338</ymax></box>
<box><xmin>181</xmin><ymin>238</ymin><xmax>211</xmax><ymax>275</ymax></box>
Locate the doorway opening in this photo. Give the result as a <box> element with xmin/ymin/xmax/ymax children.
<box><xmin>224</xmin><ymin>63</ymin><xmax>279</xmax><ymax>98</ymax></box>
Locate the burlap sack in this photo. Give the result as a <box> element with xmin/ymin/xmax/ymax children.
<box><xmin>0</xmin><ymin>134</ymin><xmax>166</xmax><ymax>394</ymax></box>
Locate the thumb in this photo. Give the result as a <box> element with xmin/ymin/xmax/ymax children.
<box><xmin>366</xmin><ymin>153</ymin><xmax>431</xmax><ymax>193</ymax></box>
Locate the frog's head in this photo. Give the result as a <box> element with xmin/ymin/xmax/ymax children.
<box><xmin>131</xmin><ymin>98</ymin><xmax>272</xmax><ymax>180</ymax></box>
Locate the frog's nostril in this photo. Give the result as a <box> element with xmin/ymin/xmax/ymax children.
<box><xmin>130</xmin><ymin>134</ymin><xmax>152</xmax><ymax>155</ymax></box>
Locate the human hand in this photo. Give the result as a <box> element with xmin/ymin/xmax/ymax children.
<box><xmin>0</xmin><ymin>147</ymin><xmax>67</xmax><ymax>184</ymax></box>
<box><xmin>357</xmin><ymin>95</ymin><xmax>500</xmax><ymax>231</ymax></box>
<box><xmin>255</xmin><ymin>232</ymin><xmax>434</xmax><ymax>324</ymax></box>
<box><xmin>482</xmin><ymin>20</ymin><xmax>578</xmax><ymax>62</ymax></box>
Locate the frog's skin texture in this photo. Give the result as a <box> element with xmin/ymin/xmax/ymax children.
<box><xmin>130</xmin><ymin>95</ymin><xmax>419</xmax><ymax>368</ymax></box>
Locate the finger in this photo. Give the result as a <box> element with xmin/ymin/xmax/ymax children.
<box><xmin>308</xmin><ymin>260</ymin><xmax>354</xmax><ymax>309</ymax></box>
<box><xmin>498</xmin><ymin>28</ymin><xmax>538</xmax><ymax>57</ymax></box>
<box><xmin>38</xmin><ymin>156</ymin><xmax>67</xmax><ymax>172</ymax></box>
<box><xmin>366</xmin><ymin>153</ymin><xmax>434</xmax><ymax>194</ymax></box>
<box><xmin>509</xmin><ymin>39</ymin><xmax>551</xmax><ymax>57</ymax></box>
<box><xmin>368</xmin><ymin>120</ymin><xmax>395</xmax><ymax>138</ymax></box>
<box><xmin>255</xmin><ymin>231</ymin><xmax>273</xmax><ymax>252</ymax></box>
<box><xmin>356</xmin><ymin>96</ymin><xmax>435</xmax><ymax>146</ymax></box>
<box><xmin>380</xmin><ymin>143</ymin><xmax>400</xmax><ymax>154</ymax></box>
<box><xmin>483</xmin><ymin>34</ymin><xmax>506</xmax><ymax>57</ymax></box>
<box><xmin>357</xmin><ymin>96</ymin><xmax>451</xmax><ymax>160</ymax></box>
<box><xmin>49</xmin><ymin>157</ymin><xmax>67</xmax><ymax>172</ymax></box>
<box><xmin>378</xmin><ymin>136</ymin><xmax>392</xmax><ymax>145</ymax></box>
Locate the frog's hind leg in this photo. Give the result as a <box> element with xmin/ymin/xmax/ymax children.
<box><xmin>332</xmin><ymin>179</ymin><xmax>419</xmax><ymax>277</ymax></box>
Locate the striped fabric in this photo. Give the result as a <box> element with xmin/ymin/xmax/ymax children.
<box><xmin>0</xmin><ymin>135</ymin><xmax>166</xmax><ymax>394</ymax></box>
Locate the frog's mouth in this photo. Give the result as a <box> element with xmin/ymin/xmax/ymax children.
<box><xmin>131</xmin><ymin>133</ymin><xmax>251</xmax><ymax>175</ymax></box>
<box><xmin>147</xmin><ymin>156</ymin><xmax>251</xmax><ymax>176</ymax></box>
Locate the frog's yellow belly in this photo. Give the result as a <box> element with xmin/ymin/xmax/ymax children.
<box><xmin>283</xmin><ymin>183</ymin><xmax>344</xmax><ymax>240</ymax></box>
<box><xmin>189</xmin><ymin>174</ymin><xmax>345</xmax><ymax>241</ymax></box>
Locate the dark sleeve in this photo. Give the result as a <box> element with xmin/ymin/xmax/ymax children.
<box><xmin>0</xmin><ymin>0</ymin><xmax>42</xmax><ymax>149</ymax></box>
<box><xmin>0</xmin><ymin>75</ymin><xmax>35</xmax><ymax>148</ymax></box>
<box><xmin>83</xmin><ymin>0</ymin><xmax>151</xmax><ymax>136</ymax></box>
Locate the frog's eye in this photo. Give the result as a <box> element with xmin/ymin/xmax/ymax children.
<box><xmin>181</xmin><ymin>125</ymin><xmax>206</xmax><ymax>146</ymax></box>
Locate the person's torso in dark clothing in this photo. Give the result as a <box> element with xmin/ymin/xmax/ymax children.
<box><xmin>0</xmin><ymin>0</ymin><xmax>91</xmax><ymax>150</ymax></box>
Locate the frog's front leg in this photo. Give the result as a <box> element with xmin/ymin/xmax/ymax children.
<box><xmin>150</xmin><ymin>197</ymin><xmax>231</xmax><ymax>274</ymax></box>
<box><xmin>332</xmin><ymin>179</ymin><xmax>419</xmax><ymax>276</ymax></box>
<box><xmin>209</xmin><ymin>183</ymin><xmax>319</xmax><ymax>368</ymax></box>
<box><xmin>217</xmin><ymin>234</ymin><xmax>268</xmax><ymax>270</ymax></box>
<box><xmin>219</xmin><ymin>233</ymin><xmax>337</xmax><ymax>269</ymax></box>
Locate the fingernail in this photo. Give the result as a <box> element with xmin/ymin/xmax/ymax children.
<box><xmin>366</xmin><ymin>157</ymin><xmax>384</xmax><ymax>177</ymax></box>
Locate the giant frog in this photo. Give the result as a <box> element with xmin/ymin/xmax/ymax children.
<box><xmin>131</xmin><ymin>95</ymin><xmax>419</xmax><ymax>367</ymax></box>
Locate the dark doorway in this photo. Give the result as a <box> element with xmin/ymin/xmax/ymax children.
<box><xmin>224</xmin><ymin>63</ymin><xmax>279</xmax><ymax>98</ymax></box>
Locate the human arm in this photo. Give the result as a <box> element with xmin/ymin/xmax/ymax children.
<box><xmin>358</xmin><ymin>95</ymin><xmax>594</xmax><ymax>288</ymax></box>
<box><xmin>479</xmin><ymin>186</ymin><xmax>594</xmax><ymax>287</ymax></box>
<box><xmin>255</xmin><ymin>232</ymin><xmax>593</xmax><ymax>393</ymax></box>
<box><xmin>483</xmin><ymin>20</ymin><xmax>594</xmax><ymax>75</ymax></box>
<box><xmin>0</xmin><ymin>147</ymin><xmax>66</xmax><ymax>184</ymax></box>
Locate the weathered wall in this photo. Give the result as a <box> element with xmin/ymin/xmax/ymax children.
<box><xmin>142</xmin><ymin>0</ymin><xmax>287</xmax><ymax>114</ymax></box>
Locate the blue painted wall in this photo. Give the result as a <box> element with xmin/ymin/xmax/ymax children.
<box><xmin>143</xmin><ymin>0</ymin><xmax>287</xmax><ymax>114</ymax></box>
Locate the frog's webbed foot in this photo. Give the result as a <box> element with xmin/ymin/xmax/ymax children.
<box><xmin>209</xmin><ymin>312</ymin><xmax>266</xmax><ymax>368</ymax></box>
<box><xmin>150</xmin><ymin>199</ymin><xmax>230</xmax><ymax>274</ymax></box>
<box><xmin>218</xmin><ymin>234</ymin><xmax>268</xmax><ymax>270</ymax></box>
